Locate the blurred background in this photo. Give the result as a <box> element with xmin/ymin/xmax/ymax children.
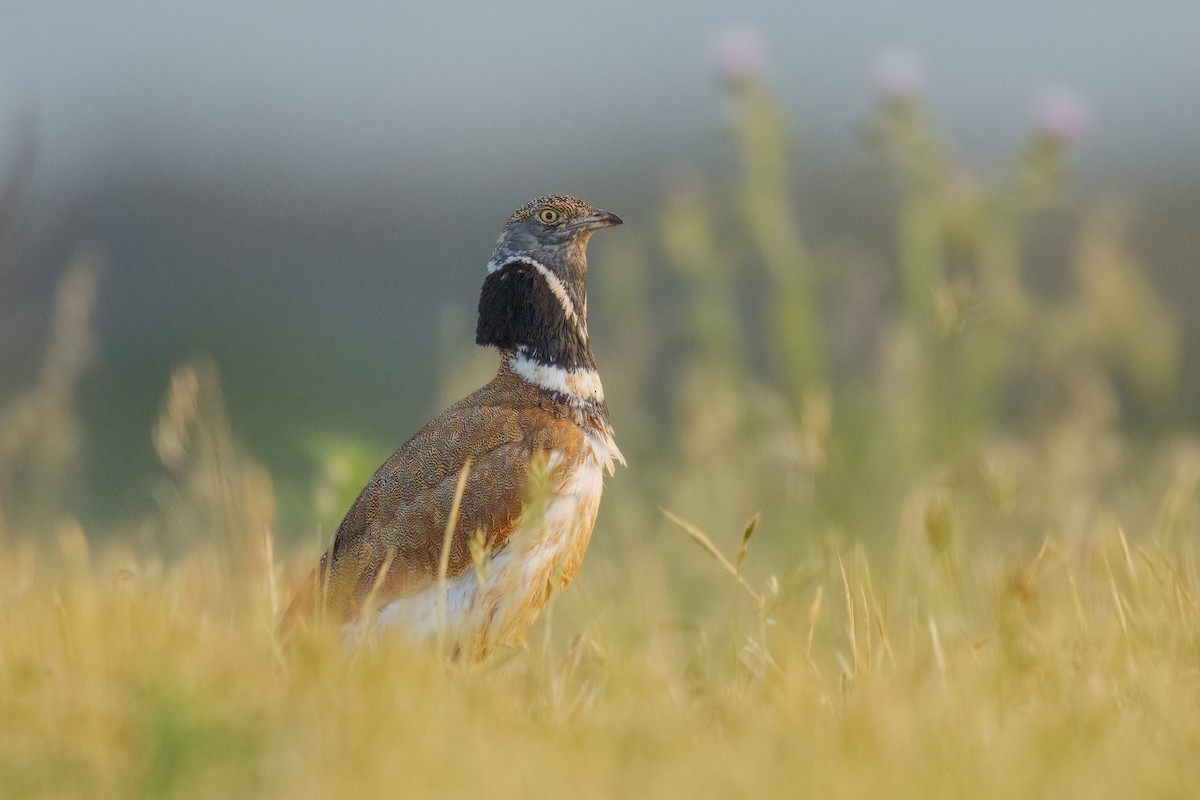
<box><xmin>1</xmin><ymin>1</ymin><xmax>1197</xmax><ymax>558</ymax></box>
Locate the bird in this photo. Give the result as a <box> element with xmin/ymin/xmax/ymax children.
<box><xmin>281</xmin><ymin>195</ymin><xmax>625</xmax><ymax>659</ymax></box>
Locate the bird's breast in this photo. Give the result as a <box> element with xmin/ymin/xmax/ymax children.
<box><xmin>475</xmin><ymin>450</ymin><xmax>605</xmax><ymax>650</ymax></box>
<box><xmin>362</xmin><ymin>446</ymin><xmax>608</xmax><ymax>658</ymax></box>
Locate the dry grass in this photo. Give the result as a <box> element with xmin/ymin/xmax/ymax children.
<box><xmin>3</xmin><ymin>504</ymin><xmax>1200</xmax><ymax>799</ymax></box>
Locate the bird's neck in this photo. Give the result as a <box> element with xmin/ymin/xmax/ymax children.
<box><xmin>503</xmin><ymin>347</ymin><xmax>605</xmax><ymax>407</ymax></box>
<box><xmin>476</xmin><ymin>257</ymin><xmax>596</xmax><ymax>372</ymax></box>
<box><xmin>477</xmin><ymin>256</ymin><xmax>621</xmax><ymax>469</ymax></box>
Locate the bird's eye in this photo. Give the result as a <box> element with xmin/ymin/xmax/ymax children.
<box><xmin>537</xmin><ymin>208</ymin><xmax>560</xmax><ymax>224</ymax></box>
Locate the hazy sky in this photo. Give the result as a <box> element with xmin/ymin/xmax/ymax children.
<box><xmin>2</xmin><ymin>1</ymin><xmax>1197</xmax><ymax>193</ymax></box>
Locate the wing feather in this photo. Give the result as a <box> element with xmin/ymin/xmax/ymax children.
<box><xmin>280</xmin><ymin>372</ymin><xmax>584</xmax><ymax>633</ymax></box>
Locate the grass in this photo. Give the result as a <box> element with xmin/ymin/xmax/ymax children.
<box><xmin>3</xmin><ymin>54</ymin><xmax>1200</xmax><ymax>799</ymax></box>
<box><xmin>3</xmin><ymin>505</ymin><xmax>1200</xmax><ymax>798</ymax></box>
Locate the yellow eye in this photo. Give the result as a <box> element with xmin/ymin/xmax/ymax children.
<box><xmin>537</xmin><ymin>208</ymin><xmax>559</xmax><ymax>224</ymax></box>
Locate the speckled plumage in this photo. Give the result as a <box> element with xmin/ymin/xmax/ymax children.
<box><xmin>505</xmin><ymin>194</ymin><xmax>596</xmax><ymax>226</ymax></box>
<box><xmin>282</xmin><ymin>196</ymin><xmax>623</xmax><ymax>657</ymax></box>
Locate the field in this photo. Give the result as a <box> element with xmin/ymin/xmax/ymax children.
<box><xmin>3</xmin><ymin>67</ymin><xmax>1199</xmax><ymax>798</ymax></box>
<box><xmin>4</xmin><ymin>486</ymin><xmax>1200</xmax><ymax>797</ymax></box>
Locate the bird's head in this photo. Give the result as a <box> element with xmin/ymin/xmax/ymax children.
<box><xmin>477</xmin><ymin>195</ymin><xmax>621</xmax><ymax>369</ymax></box>
<box><xmin>487</xmin><ymin>195</ymin><xmax>622</xmax><ymax>279</ymax></box>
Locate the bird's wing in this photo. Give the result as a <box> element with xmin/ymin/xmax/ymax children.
<box><xmin>281</xmin><ymin>380</ymin><xmax>584</xmax><ymax>632</ymax></box>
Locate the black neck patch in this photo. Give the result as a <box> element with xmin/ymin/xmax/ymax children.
<box><xmin>475</xmin><ymin>259</ymin><xmax>595</xmax><ymax>370</ymax></box>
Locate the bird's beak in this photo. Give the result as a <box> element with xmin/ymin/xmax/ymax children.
<box><xmin>567</xmin><ymin>210</ymin><xmax>623</xmax><ymax>231</ymax></box>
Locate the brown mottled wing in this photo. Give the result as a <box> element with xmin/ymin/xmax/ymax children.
<box><xmin>281</xmin><ymin>372</ymin><xmax>584</xmax><ymax>630</ymax></box>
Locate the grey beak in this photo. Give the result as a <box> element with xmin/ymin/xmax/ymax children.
<box><xmin>569</xmin><ymin>210</ymin><xmax>623</xmax><ymax>231</ymax></box>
